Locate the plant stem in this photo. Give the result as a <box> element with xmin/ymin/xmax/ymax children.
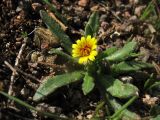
<box><xmin>94</xmin><ymin>100</ymin><xmax>105</xmax><ymax>116</ymax></box>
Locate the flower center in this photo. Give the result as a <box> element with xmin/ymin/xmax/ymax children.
<box><xmin>80</xmin><ymin>45</ymin><xmax>91</xmax><ymax>56</ymax></box>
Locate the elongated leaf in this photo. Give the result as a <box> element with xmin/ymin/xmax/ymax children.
<box><xmin>49</xmin><ymin>48</ymin><xmax>74</xmax><ymax>61</ymax></box>
<box><xmin>140</xmin><ymin>1</ymin><xmax>155</xmax><ymax>20</ymax></box>
<box><xmin>111</xmin><ymin>96</ymin><xmax>138</xmax><ymax>119</ymax></box>
<box><xmin>155</xmin><ymin>19</ymin><xmax>160</xmax><ymax>31</ymax></box>
<box><xmin>151</xmin><ymin>115</ymin><xmax>160</xmax><ymax>120</ymax></box>
<box><xmin>144</xmin><ymin>73</ymin><xmax>156</xmax><ymax>90</ymax></box>
<box><xmin>42</xmin><ymin>0</ymin><xmax>67</xmax><ymax>24</ymax></box>
<box><xmin>99</xmin><ymin>75</ymin><xmax>138</xmax><ymax>98</ymax></box>
<box><xmin>33</xmin><ymin>71</ymin><xmax>84</xmax><ymax>101</ymax></box>
<box><xmin>105</xmin><ymin>94</ymin><xmax>140</xmax><ymax>120</ymax></box>
<box><xmin>105</xmin><ymin>41</ymin><xmax>137</xmax><ymax>62</ymax></box>
<box><xmin>97</xmin><ymin>47</ymin><xmax>117</xmax><ymax>61</ymax></box>
<box><xmin>111</xmin><ymin>61</ymin><xmax>153</xmax><ymax>74</ymax></box>
<box><xmin>101</xmin><ymin>47</ymin><xmax>117</xmax><ymax>57</ymax></box>
<box><xmin>150</xmin><ymin>105</ymin><xmax>160</xmax><ymax>117</ymax></box>
<box><xmin>82</xmin><ymin>73</ymin><xmax>95</xmax><ymax>95</ymax></box>
<box><xmin>85</xmin><ymin>11</ymin><xmax>99</xmax><ymax>37</ymax></box>
<box><xmin>40</xmin><ymin>10</ymin><xmax>72</xmax><ymax>53</ymax></box>
<box><xmin>0</xmin><ymin>91</ymin><xmax>69</xmax><ymax>120</ymax></box>
<box><xmin>148</xmin><ymin>81</ymin><xmax>160</xmax><ymax>90</ymax></box>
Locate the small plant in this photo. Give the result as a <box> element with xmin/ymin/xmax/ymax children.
<box><xmin>1</xmin><ymin>1</ymin><xmax>159</xmax><ymax>119</ymax></box>
<box><xmin>31</xmin><ymin>10</ymin><xmax>153</xmax><ymax>119</ymax></box>
<box><xmin>21</xmin><ymin>31</ymin><xmax>28</xmax><ymax>38</ymax></box>
<box><xmin>140</xmin><ymin>0</ymin><xmax>160</xmax><ymax>31</ymax></box>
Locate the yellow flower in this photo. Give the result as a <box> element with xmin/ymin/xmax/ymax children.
<box><xmin>72</xmin><ymin>35</ymin><xmax>98</xmax><ymax>64</ymax></box>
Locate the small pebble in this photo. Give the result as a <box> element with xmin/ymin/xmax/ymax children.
<box><xmin>16</xmin><ymin>37</ymin><xmax>22</xmax><ymax>41</ymax></box>
<box><xmin>15</xmin><ymin>41</ymin><xmax>21</xmax><ymax>46</ymax></box>
<box><xmin>129</xmin><ymin>0</ymin><xmax>139</xmax><ymax>5</ymax></box>
<box><xmin>134</xmin><ymin>5</ymin><xmax>146</xmax><ymax>17</ymax></box>
<box><xmin>63</xmin><ymin>0</ymin><xmax>70</xmax><ymax>5</ymax></box>
<box><xmin>78</xmin><ymin>0</ymin><xmax>89</xmax><ymax>7</ymax></box>
<box><xmin>100</xmin><ymin>14</ymin><xmax>107</xmax><ymax>22</ymax></box>
<box><xmin>16</xmin><ymin>6</ymin><xmax>22</xmax><ymax>12</ymax></box>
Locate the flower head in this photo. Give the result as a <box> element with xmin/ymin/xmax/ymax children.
<box><xmin>72</xmin><ymin>35</ymin><xmax>98</xmax><ymax>64</ymax></box>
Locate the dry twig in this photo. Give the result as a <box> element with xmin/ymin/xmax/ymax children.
<box><xmin>4</xmin><ymin>61</ymin><xmax>41</xmax><ymax>83</ymax></box>
<box><xmin>15</xmin><ymin>67</ymin><xmax>41</xmax><ymax>83</ymax></box>
<box><xmin>6</xmin><ymin>37</ymin><xmax>28</xmax><ymax>97</ymax></box>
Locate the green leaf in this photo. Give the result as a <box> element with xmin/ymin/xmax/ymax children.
<box><xmin>105</xmin><ymin>41</ymin><xmax>137</xmax><ymax>62</ymax></box>
<box><xmin>33</xmin><ymin>71</ymin><xmax>84</xmax><ymax>101</ymax></box>
<box><xmin>82</xmin><ymin>73</ymin><xmax>95</xmax><ymax>95</ymax></box>
<box><xmin>111</xmin><ymin>61</ymin><xmax>153</xmax><ymax>74</ymax></box>
<box><xmin>140</xmin><ymin>1</ymin><xmax>155</xmax><ymax>20</ymax></box>
<box><xmin>154</xmin><ymin>18</ymin><xmax>160</xmax><ymax>31</ymax></box>
<box><xmin>151</xmin><ymin>115</ymin><xmax>160</xmax><ymax>120</ymax></box>
<box><xmin>111</xmin><ymin>96</ymin><xmax>138</xmax><ymax>119</ymax></box>
<box><xmin>92</xmin><ymin>100</ymin><xmax>105</xmax><ymax>119</ymax></box>
<box><xmin>101</xmin><ymin>47</ymin><xmax>118</xmax><ymax>57</ymax></box>
<box><xmin>99</xmin><ymin>75</ymin><xmax>139</xmax><ymax>98</ymax></box>
<box><xmin>49</xmin><ymin>48</ymin><xmax>75</xmax><ymax>61</ymax></box>
<box><xmin>148</xmin><ymin>81</ymin><xmax>160</xmax><ymax>91</ymax></box>
<box><xmin>107</xmin><ymin>79</ymin><xmax>138</xmax><ymax>98</ymax></box>
<box><xmin>85</xmin><ymin>11</ymin><xmax>99</xmax><ymax>37</ymax></box>
<box><xmin>40</xmin><ymin>10</ymin><xmax>72</xmax><ymax>53</ymax></box>
<box><xmin>106</xmin><ymin>94</ymin><xmax>140</xmax><ymax>120</ymax></box>
<box><xmin>97</xmin><ymin>47</ymin><xmax>117</xmax><ymax>61</ymax></box>
<box><xmin>42</xmin><ymin>0</ymin><xmax>67</xmax><ymax>24</ymax></box>
<box><xmin>150</xmin><ymin>105</ymin><xmax>160</xmax><ymax>117</ymax></box>
<box><xmin>0</xmin><ymin>91</ymin><xmax>70</xmax><ymax>120</ymax></box>
<box><xmin>144</xmin><ymin>73</ymin><xmax>156</xmax><ymax>90</ymax></box>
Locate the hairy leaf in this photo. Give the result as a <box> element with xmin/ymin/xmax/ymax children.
<box><xmin>33</xmin><ymin>71</ymin><xmax>84</xmax><ymax>101</ymax></box>
<box><xmin>97</xmin><ymin>47</ymin><xmax>117</xmax><ymax>61</ymax></box>
<box><xmin>99</xmin><ymin>75</ymin><xmax>138</xmax><ymax>98</ymax></box>
<box><xmin>85</xmin><ymin>11</ymin><xmax>99</xmax><ymax>37</ymax></box>
<box><xmin>49</xmin><ymin>48</ymin><xmax>74</xmax><ymax>61</ymax></box>
<box><xmin>150</xmin><ymin>105</ymin><xmax>160</xmax><ymax>117</ymax></box>
<box><xmin>105</xmin><ymin>41</ymin><xmax>137</xmax><ymax>62</ymax></box>
<box><xmin>40</xmin><ymin>10</ymin><xmax>72</xmax><ymax>53</ymax></box>
<box><xmin>82</xmin><ymin>73</ymin><xmax>95</xmax><ymax>95</ymax></box>
<box><xmin>151</xmin><ymin>115</ymin><xmax>160</xmax><ymax>120</ymax></box>
<box><xmin>106</xmin><ymin>94</ymin><xmax>140</xmax><ymax>120</ymax></box>
<box><xmin>42</xmin><ymin>0</ymin><xmax>67</xmax><ymax>24</ymax></box>
<box><xmin>111</xmin><ymin>61</ymin><xmax>153</xmax><ymax>74</ymax></box>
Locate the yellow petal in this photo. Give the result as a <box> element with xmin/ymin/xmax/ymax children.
<box><xmin>72</xmin><ymin>44</ymin><xmax>78</xmax><ymax>48</ymax></box>
<box><xmin>72</xmin><ymin>49</ymin><xmax>79</xmax><ymax>54</ymax></box>
<box><xmin>91</xmin><ymin>51</ymin><xmax>98</xmax><ymax>56</ymax></box>
<box><xmin>86</xmin><ymin>35</ymin><xmax>91</xmax><ymax>41</ymax></box>
<box><xmin>89</xmin><ymin>55</ymin><xmax>95</xmax><ymax>61</ymax></box>
<box><xmin>78</xmin><ymin>56</ymin><xmax>88</xmax><ymax>64</ymax></box>
<box><xmin>81</xmin><ymin>37</ymin><xmax>85</xmax><ymax>41</ymax></box>
<box><xmin>92</xmin><ymin>45</ymin><xmax>97</xmax><ymax>50</ymax></box>
<box><xmin>72</xmin><ymin>53</ymin><xmax>80</xmax><ymax>57</ymax></box>
<box><xmin>88</xmin><ymin>38</ymin><xmax>96</xmax><ymax>47</ymax></box>
<box><xmin>78</xmin><ymin>58</ymin><xmax>84</xmax><ymax>64</ymax></box>
<box><xmin>76</xmin><ymin>40</ymin><xmax>81</xmax><ymax>44</ymax></box>
<box><xmin>91</xmin><ymin>37</ymin><xmax>97</xmax><ymax>44</ymax></box>
<box><xmin>81</xmin><ymin>37</ymin><xmax>86</xmax><ymax>45</ymax></box>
